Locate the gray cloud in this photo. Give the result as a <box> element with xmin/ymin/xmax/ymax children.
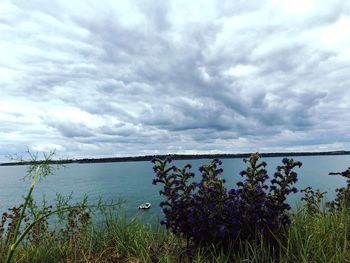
<box><xmin>1</xmin><ymin>0</ymin><xmax>350</xmax><ymax>161</ymax></box>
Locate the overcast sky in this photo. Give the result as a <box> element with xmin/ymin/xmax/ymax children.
<box><xmin>1</xmin><ymin>0</ymin><xmax>350</xmax><ymax>161</ymax></box>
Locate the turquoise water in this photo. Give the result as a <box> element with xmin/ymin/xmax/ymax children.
<box><xmin>0</xmin><ymin>155</ymin><xmax>349</xmax><ymax>222</ymax></box>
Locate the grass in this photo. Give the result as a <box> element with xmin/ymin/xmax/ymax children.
<box><xmin>2</xmin><ymin>207</ymin><xmax>350</xmax><ymax>262</ymax></box>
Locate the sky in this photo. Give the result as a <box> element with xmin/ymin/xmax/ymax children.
<box><xmin>1</xmin><ymin>0</ymin><xmax>350</xmax><ymax>161</ymax></box>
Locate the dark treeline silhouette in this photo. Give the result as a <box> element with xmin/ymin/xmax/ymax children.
<box><xmin>1</xmin><ymin>150</ymin><xmax>349</xmax><ymax>166</ymax></box>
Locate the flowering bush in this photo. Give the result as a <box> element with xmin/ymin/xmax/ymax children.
<box><xmin>152</xmin><ymin>153</ymin><xmax>302</xmax><ymax>245</ymax></box>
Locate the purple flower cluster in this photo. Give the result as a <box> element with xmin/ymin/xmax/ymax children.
<box><xmin>152</xmin><ymin>153</ymin><xmax>302</xmax><ymax>245</ymax></box>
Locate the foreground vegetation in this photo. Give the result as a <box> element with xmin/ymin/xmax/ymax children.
<box><xmin>1</xmin><ymin>151</ymin><xmax>350</xmax><ymax>262</ymax></box>
<box><xmin>1</xmin><ymin>208</ymin><xmax>350</xmax><ymax>262</ymax></box>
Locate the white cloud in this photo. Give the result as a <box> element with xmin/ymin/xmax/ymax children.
<box><xmin>224</xmin><ymin>65</ymin><xmax>259</xmax><ymax>77</ymax></box>
<box><xmin>0</xmin><ymin>0</ymin><xmax>349</xmax><ymax>161</ymax></box>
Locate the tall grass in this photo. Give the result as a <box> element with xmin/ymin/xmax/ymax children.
<box><xmin>1</xmin><ymin>207</ymin><xmax>350</xmax><ymax>262</ymax></box>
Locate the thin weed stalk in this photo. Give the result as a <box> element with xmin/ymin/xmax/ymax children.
<box><xmin>5</xmin><ymin>165</ymin><xmax>41</xmax><ymax>263</ymax></box>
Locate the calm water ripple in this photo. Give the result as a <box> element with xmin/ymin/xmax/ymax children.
<box><xmin>0</xmin><ymin>155</ymin><xmax>349</xmax><ymax>222</ymax></box>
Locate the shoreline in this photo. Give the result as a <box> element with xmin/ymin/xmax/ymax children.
<box><xmin>1</xmin><ymin>150</ymin><xmax>349</xmax><ymax>166</ymax></box>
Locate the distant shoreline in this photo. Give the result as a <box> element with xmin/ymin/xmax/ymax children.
<box><xmin>1</xmin><ymin>150</ymin><xmax>350</xmax><ymax>166</ymax></box>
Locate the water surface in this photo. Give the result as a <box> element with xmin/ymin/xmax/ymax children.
<box><xmin>0</xmin><ymin>155</ymin><xmax>349</xmax><ymax>221</ymax></box>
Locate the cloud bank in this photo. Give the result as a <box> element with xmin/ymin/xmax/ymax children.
<box><xmin>1</xmin><ymin>0</ymin><xmax>350</xmax><ymax>161</ymax></box>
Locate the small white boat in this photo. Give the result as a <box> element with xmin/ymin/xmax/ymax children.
<box><xmin>139</xmin><ymin>202</ymin><xmax>151</xmax><ymax>209</ymax></box>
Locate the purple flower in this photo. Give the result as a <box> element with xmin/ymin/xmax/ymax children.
<box><xmin>208</xmin><ymin>202</ymin><xmax>215</xmax><ymax>211</ymax></box>
<box><xmin>281</xmin><ymin>215</ymin><xmax>291</xmax><ymax>225</ymax></box>
<box><xmin>192</xmin><ymin>226</ymin><xmax>199</xmax><ymax>234</ymax></box>
<box><xmin>231</xmin><ymin>218</ymin><xmax>240</xmax><ymax>224</ymax></box>
<box><xmin>283</xmin><ymin>204</ymin><xmax>291</xmax><ymax>210</ymax></box>
<box><xmin>255</xmin><ymin>186</ymin><xmax>263</xmax><ymax>192</ymax></box>
<box><xmin>219</xmin><ymin>224</ymin><xmax>227</xmax><ymax>235</ymax></box>
<box><xmin>228</xmin><ymin>189</ymin><xmax>236</xmax><ymax>195</ymax></box>
<box><xmin>171</xmin><ymin>192</ymin><xmax>179</xmax><ymax>199</ymax></box>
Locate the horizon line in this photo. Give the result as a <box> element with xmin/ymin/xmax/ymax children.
<box><xmin>1</xmin><ymin>150</ymin><xmax>349</xmax><ymax>166</ymax></box>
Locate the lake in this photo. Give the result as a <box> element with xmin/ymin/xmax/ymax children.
<box><xmin>0</xmin><ymin>155</ymin><xmax>349</xmax><ymax>222</ymax></box>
